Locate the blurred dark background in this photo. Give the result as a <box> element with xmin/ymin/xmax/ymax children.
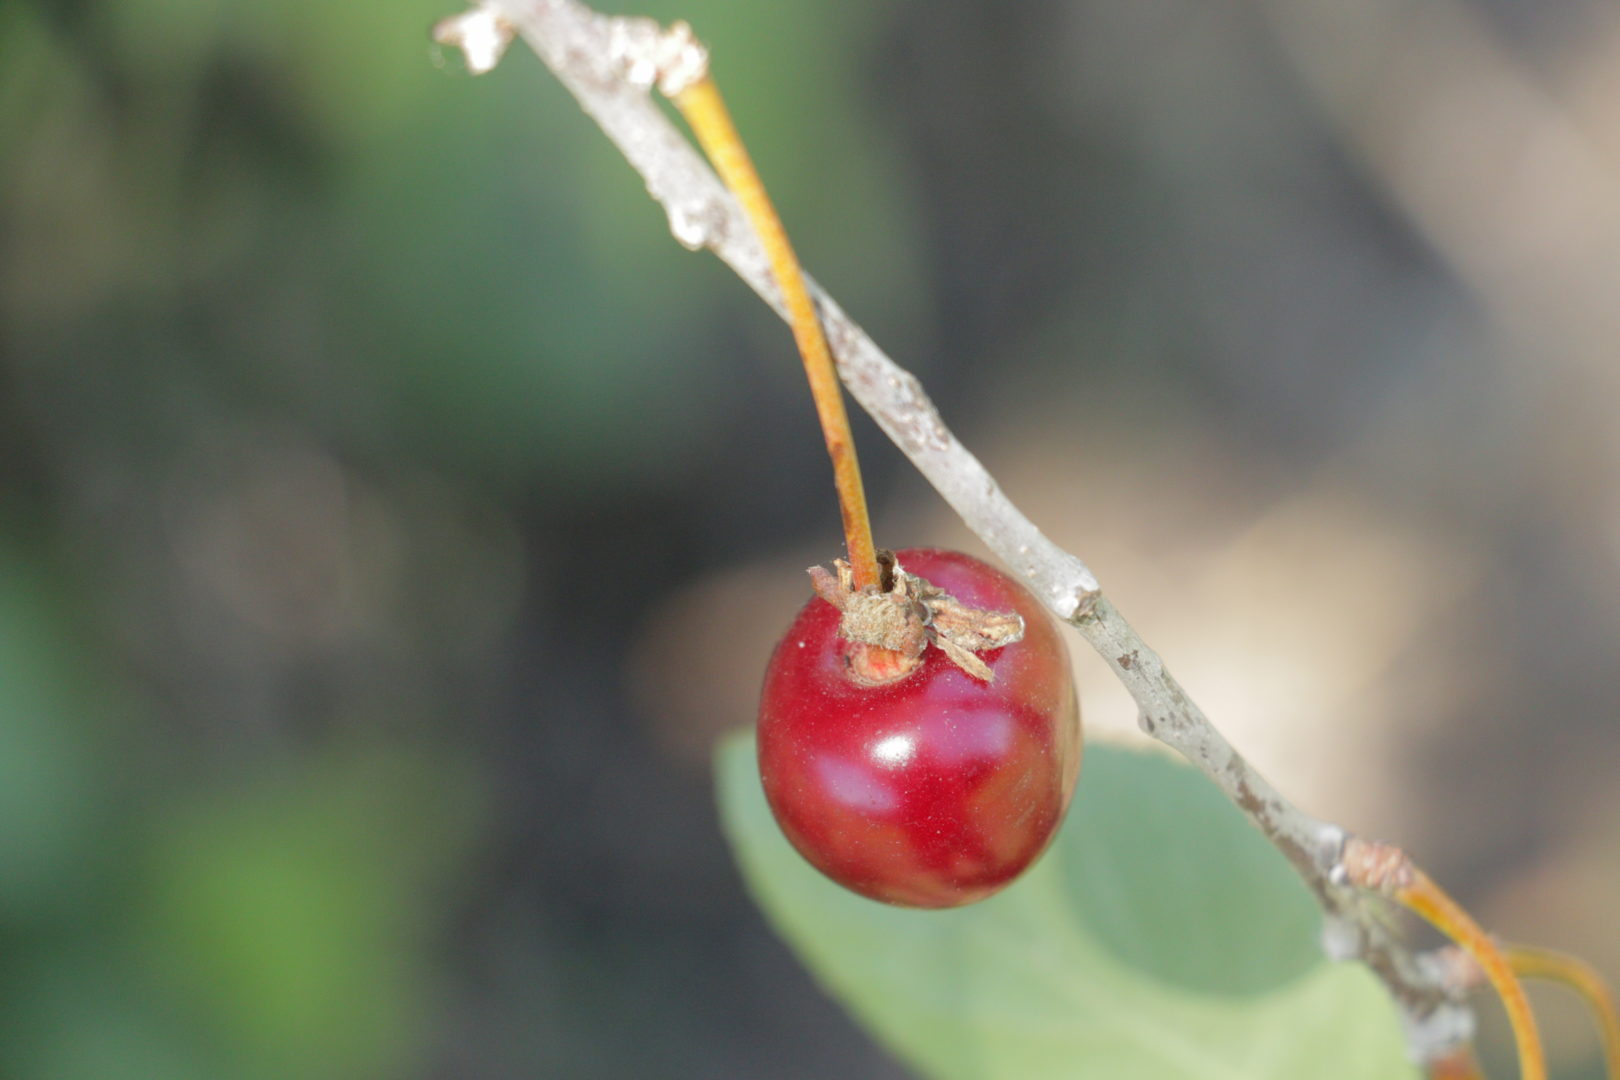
<box><xmin>5</xmin><ymin>0</ymin><xmax>1620</xmax><ymax>1076</ymax></box>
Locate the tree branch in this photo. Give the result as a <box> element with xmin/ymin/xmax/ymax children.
<box><xmin>437</xmin><ymin>0</ymin><xmax>1471</xmax><ymax>1060</ymax></box>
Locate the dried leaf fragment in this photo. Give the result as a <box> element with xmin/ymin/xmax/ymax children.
<box><xmin>808</xmin><ymin>552</ymin><xmax>1024</xmax><ymax>685</ymax></box>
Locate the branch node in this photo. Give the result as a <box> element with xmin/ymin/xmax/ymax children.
<box><xmin>1070</xmin><ymin>585</ymin><xmax>1101</xmax><ymax>620</ymax></box>
<box><xmin>432</xmin><ymin>6</ymin><xmax>514</xmax><ymax>75</ymax></box>
<box><xmin>1313</xmin><ymin>822</ymin><xmax>1348</xmax><ymax>873</ymax></box>
<box><xmin>1400</xmin><ymin>1002</ymin><xmax>1478</xmax><ymax>1067</ymax></box>
<box><xmin>1320</xmin><ymin>913</ymin><xmax>1365</xmax><ymax>962</ymax></box>
<box><xmin>606</xmin><ymin>17</ymin><xmax>708</xmax><ymax>97</ymax></box>
<box><xmin>1424</xmin><ymin>945</ymin><xmax>1485</xmax><ymax>995</ymax></box>
<box><xmin>1341</xmin><ymin>837</ymin><xmax>1417</xmax><ymax>894</ymax></box>
<box><xmin>665</xmin><ymin>195</ymin><xmax>726</xmax><ymax>252</ymax></box>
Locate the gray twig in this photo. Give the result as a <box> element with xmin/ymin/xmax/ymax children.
<box><xmin>437</xmin><ymin>0</ymin><xmax>1471</xmax><ymax>1060</ymax></box>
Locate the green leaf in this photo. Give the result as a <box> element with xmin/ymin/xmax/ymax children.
<box><xmin>716</xmin><ymin>734</ymin><xmax>1418</xmax><ymax>1080</ymax></box>
<box><xmin>1055</xmin><ymin>744</ymin><xmax>1322</xmax><ymax>996</ymax></box>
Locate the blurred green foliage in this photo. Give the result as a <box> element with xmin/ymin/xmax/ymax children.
<box><xmin>0</xmin><ymin>537</ymin><xmax>483</xmax><ymax>1080</ymax></box>
<box><xmin>135</xmin><ymin>749</ymin><xmax>482</xmax><ymax>1080</ymax></box>
<box><xmin>0</xmin><ymin>544</ymin><xmax>100</xmax><ymax>921</ymax></box>
<box><xmin>2</xmin><ymin>0</ymin><xmax>923</xmax><ymax>490</ymax></box>
<box><xmin>1</xmin><ymin>0</ymin><xmax>929</xmax><ymax>1074</ymax></box>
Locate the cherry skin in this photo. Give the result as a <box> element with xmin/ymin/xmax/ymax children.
<box><xmin>757</xmin><ymin>548</ymin><xmax>1081</xmax><ymax>908</ymax></box>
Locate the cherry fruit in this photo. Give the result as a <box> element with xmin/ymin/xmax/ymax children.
<box><xmin>758</xmin><ymin>548</ymin><xmax>1081</xmax><ymax>908</ymax></box>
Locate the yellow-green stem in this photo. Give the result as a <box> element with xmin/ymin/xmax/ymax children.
<box><xmin>1398</xmin><ymin>869</ymin><xmax>1545</xmax><ymax>1080</ymax></box>
<box><xmin>673</xmin><ymin>77</ymin><xmax>881</xmax><ymax>590</ymax></box>
<box><xmin>1508</xmin><ymin>944</ymin><xmax>1620</xmax><ymax>1080</ymax></box>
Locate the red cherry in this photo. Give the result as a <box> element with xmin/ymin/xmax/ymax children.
<box><xmin>757</xmin><ymin>548</ymin><xmax>1081</xmax><ymax>908</ymax></box>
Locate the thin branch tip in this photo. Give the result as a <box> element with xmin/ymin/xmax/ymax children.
<box><xmin>433</xmin><ymin>6</ymin><xmax>514</xmax><ymax>75</ymax></box>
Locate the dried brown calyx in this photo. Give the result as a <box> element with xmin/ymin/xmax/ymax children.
<box><xmin>808</xmin><ymin>551</ymin><xmax>1025</xmax><ymax>686</ymax></box>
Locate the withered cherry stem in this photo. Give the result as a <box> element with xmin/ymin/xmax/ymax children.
<box><xmin>674</xmin><ymin>76</ymin><xmax>882</xmax><ymax>591</ymax></box>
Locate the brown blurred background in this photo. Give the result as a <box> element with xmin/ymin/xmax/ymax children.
<box><xmin>4</xmin><ymin>0</ymin><xmax>1620</xmax><ymax>1076</ymax></box>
